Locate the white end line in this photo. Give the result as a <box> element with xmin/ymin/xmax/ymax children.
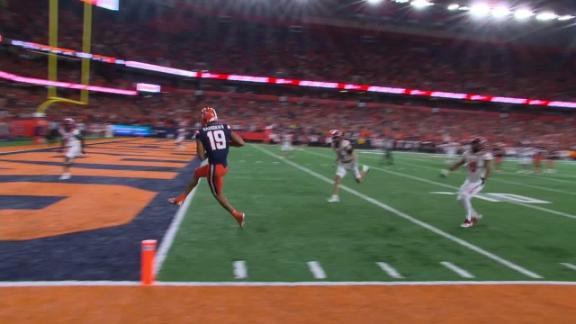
<box><xmin>441</xmin><ymin>261</ymin><xmax>475</xmax><ymax>279</ymax></box>
<box><xmin>155</xmin><ymin>181</ymin><xmax>201</xmax><ymax>275</ymax></box>
<box><xmin>307</xmin><ymin>261</ymin><xmax>327</xmax><ymax>279</ymax></box>
<box><xmin>233</xmin><ymin>261</ymin><xmax>248</xmax><ymax>279</ymax></box>
<box><xmin>377</xmin><ymin>262</ymin><xmax>404</xmax><ymax>279</ymax></box>
<box><xmin>254</xmin><ymin>146</ymin><xmax>542</xmax><ymax>279</ymax></box>
<box><xmin>2</xmin><ymin>280</ymin><xmax>576</xmax><ymax>288</ymax></box>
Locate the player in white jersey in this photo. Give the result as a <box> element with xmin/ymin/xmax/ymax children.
<box><xmin>281</xmin><ymin>131</ymin><xmax>294</xmax><ymax>156</ymax></box>
<box><xmin>441</xmin><ymin>142</ymin><xmax>460</xmax><ymax>165</ymax></box>
<box><xmin>59</xmin><ymin>118</ymin><xmax>84</xmax><ymax>180</ymax></box>
<box><xmin>517</xmin><ymin>145</ymin><xmax>533</xmax><ymax>173</ymax></box>
<box><xmin>175</xmin><ymin>126</ymin><xmax>187</xmax><ymax>150</ymax></box>
<box><xmin>441</xmin><ymin>137</ymin><xmax>493</xmax><ymax>228</ymax></box>
<box><xmin>327</xmin><ymin>130</ymin><xmax>370</xmax><ymax>203</ymax></box>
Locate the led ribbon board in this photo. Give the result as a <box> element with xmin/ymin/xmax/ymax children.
<box><xmin>6</xmin><ymin>38</ymin><xmax>576</xmax><ymax>109</ymax></box>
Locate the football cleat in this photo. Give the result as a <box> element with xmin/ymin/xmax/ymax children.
<box><xmin>168</xmin><ymin>194</ymin><xmax>186</xmax><ymax>206</ymax></box>
<box><xmin>460</xmin><ymin>219</ymin><xmax>475</xmax><ymax>228</ymax></box>
<box><xmin>233</xmin><ymin>210</ymin><xmax>246</xmax><ymax>228</ymax></box>
<box><xmin>59</xmin><ymin>173</ymin><xmax>71</xmax><ymax>180</ymax></box>
<box><xmin>327</xmin><ymin>195</ymin><xmax>340</xmax><ymax>203</ymax></box>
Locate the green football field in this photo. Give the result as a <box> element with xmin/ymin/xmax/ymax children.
<box><xmin>158</xmin><ymin>144</ymin><xmax>576</xmax><ymax>282</ymax></box>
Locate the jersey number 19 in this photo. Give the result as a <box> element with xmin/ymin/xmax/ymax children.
<box><xmin>207</xmin><ymin>130</ymin><xmax>227</xmax><ymax>150</ymax></box>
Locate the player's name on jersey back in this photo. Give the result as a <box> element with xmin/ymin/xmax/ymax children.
<box><xmin>202</xmin><ymin>124</ymin><xmax>226</xmax><ymax>131</ymax></box>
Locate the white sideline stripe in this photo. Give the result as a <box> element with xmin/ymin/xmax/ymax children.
<box><xmin>441</xmin><ymin>261</ymin><xmax>475</xmax><ymax>279</ymax></box>
<box><xmin>234</xmin><ymin>261</ymin><xmax>248</xmax><ymax>279</ymax></box>
<box><xmin>561</xmin><ymin>263</ymin><xmax>576</xmax><ymax>271</ymax></box>
<box><xmin>257</xmin><ymin>146</ymin><xmax>543</xmax><ymax>279</ymax></box>
<box><xmin>377</xmin><ymin>262</ymin><xmax>404</xmax><ymax>279</ymax></box>
<box><xmin>154</xmin><ymin>182</ymin><xmax>201</xmax><ymax>275</ymax></box>
<box><xmin>307</xmin><ymin>261</ymin><xmax>327</xmax><ymax>279</ymax></box>
<box><xmin>2</xmin><ymin>281</ymin><xmax>576</xmax><ymax>288</ymax></box>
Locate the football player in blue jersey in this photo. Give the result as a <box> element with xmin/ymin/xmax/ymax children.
<box><xmin>169</xmin><ymin>106</ymin><xmax>246</xmax><ymax>228</ymax></box>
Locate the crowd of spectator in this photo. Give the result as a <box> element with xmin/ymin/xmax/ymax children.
<box><xmin>2</xmin><ymin>1</ymin><xmax>576</xmax><ymax>100</ymax></box>
<box><xmin>1</xmin><ymin>1</ymin><xmax>576</xmax><ymax>151</ymax></box>
<box><xmin>2</xmin><ymin>81</ymin><xmax>575</xmax><ymax>151</ymax></box>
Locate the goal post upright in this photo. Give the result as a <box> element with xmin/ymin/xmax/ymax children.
<box><xmin>38</xmin><ymin>0</ymin><xmax>95</xmax><ymax>114</ymax></box>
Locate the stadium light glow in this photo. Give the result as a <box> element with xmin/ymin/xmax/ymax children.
<box><xmin>491</xmin><ymin>6</ymin><xmax>510</xmax><ymax>19</ymax></box>
<box><xmin>469</xmin><ymin>3</ymin><xmax>490</xmax><ymax>18</ymax></box>
<box><xmin>558</xmin><ymin>15</ymin><xmax>575</xmax><ymax>21</ymax></box>
<box><xmin>410</xmin><ymin>0</ymin><xmax>433</xmax><ymax>9</ymax></box>
<box><xmin>514</xmin><ymin>8</ymin><xmax>534</xmax><ymax>20</ymax></box>
<box><xmin>447</xmin><ymin>4</ymin><xmax>459</xmax><ymax>11</ymax></box>
<box><xmin>392</xmin><ymin>0</ymin><xmax>409</xmax><ymax>4</ymax></box>
<box><xmin>536</xmin><ymin>12</ymin><xmax>558</xmax><ymax>21</ymax></box>
<box><xmin>366</xmin><ymin>0</ymin><xmax>384</xmax><ymax>5</ymax></box>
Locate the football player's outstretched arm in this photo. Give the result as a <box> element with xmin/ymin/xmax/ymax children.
<box><xmin>196</xmin><ymin>139</ymin><xmax>207</xmax><ymax>160</ymax></box>
<box><xmin>230</xmin><ymin>131</ymin><xmax>245</xmax><ymax>147</ymax></box>
<box><xmin>441</xmin><ymin>158</ymin><xmax>465</xmax><ymax>177</ymax></box>
<box><xmin>449</xmin><ymin>158</ymin><xmax>465</xmax><ymax>171</ymax></box>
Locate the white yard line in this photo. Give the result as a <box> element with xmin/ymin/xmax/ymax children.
<box><xmin>307</xmin><ymin>261</ymin><xmax>327</xmax><ymax>279</ymax></box>
<box><xmin>440</xmin><ymin>261</ymin><xmax>475</xmax><ymax>279</ymax></box>
<box><xmin>233</xmin><ymin>261</ymin><xmax>248</xmax><ymax>279</ymax></box>
<box><xmin>254</xmin><ymin>145</ymin><xmax>542</xmax><ymax>279</ymax></box>
<box><xmin>2</xmin><ymin>281</ymin><xmax>576</xmax><ymax>288</ymax></box>
<box><xmin>561</xmin><ymin>263</ymin><xmax>576</xmax><ymax>271</ymax></box>
<box><xmin>377</xmin><ymin>262</ymin><xmax>404</xmax><ymax>279</ymax></box>
<box><xmin>377</xmin><ymin>152</ymin><xmax>576</xmax><ymax>185</ymax></box>
<box><xmin>307</xmin><ymin>149</ymin><xmax>576</xmax><ymax>221</ymax></box>
<box><xmin>154</xmin><ymin>182</ymin><xmax>201</xmax><ymax>275</ymax></box>
<box><xmin>369</xmin><ymin>163</ymin><xmax>576</xmax><ymax>221</ymax></box>
<box><xmin>398</xmin><ymin>159</ymin><xmax>576</xmax><ymax>198</ymax></box>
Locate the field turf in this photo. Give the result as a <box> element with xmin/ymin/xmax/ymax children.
<box><xmin>159</xmin><ymin>144</ymin><xmax>576</xmax><ymax>282</ymax></box>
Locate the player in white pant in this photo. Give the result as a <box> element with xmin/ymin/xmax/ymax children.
<box><xmin>175</xmin><ymin>127</ymin><xmax>187</xmax><ymax>150</ymax></box>
<box><xmin>443</xmin><ymin>142</ymin><xmax>460</xmax><ymax>165</ymax></box>
<box><xmin>59</xmin><ymin>118</ymin><xmax>84</xmax><ymax>180</ymax></box>
<box><xmin>280</xmin><ymin>132</ymin><xmax>294</xmax><ymax>156</ymax></box>
<box><xmin>441</xmin><ymin>137</ymin><xmax>493</xmax><ymax>228</ymax></box>
<box><xmin>327</xmin><ymin>130</ymin><xmax>369</xmax><ymax>203</ymax></box>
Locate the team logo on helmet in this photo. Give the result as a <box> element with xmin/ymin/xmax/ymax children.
<box><xmin>201</xmin><ymin>106</ymin><xmax>218</xmax><ymax>125</ymax></box>
<box><xmin>330</xmin><ymin>129</ymin><xmax>343</xmax><ymax>138</ymax></box>
<box><xmin>470</xmin><ymin>136</ymin><xmax>487</xmax><ymax>152</ymax></box>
